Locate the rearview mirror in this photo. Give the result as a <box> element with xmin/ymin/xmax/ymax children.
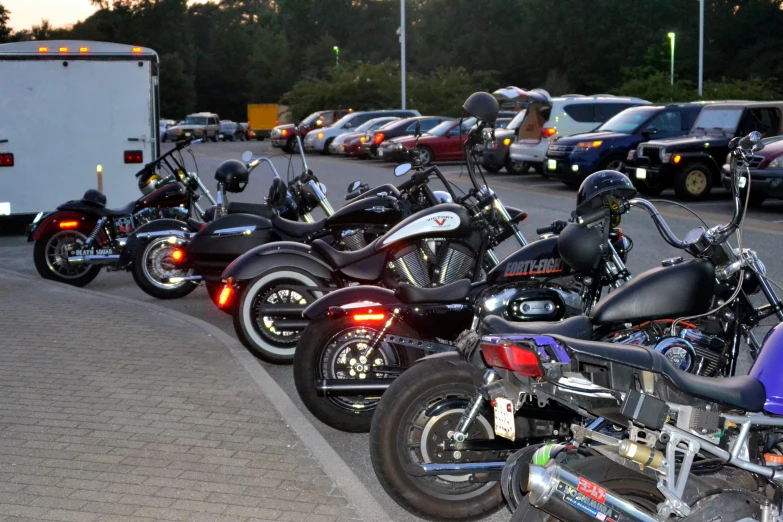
<box><xmin>348</xmin><ymin>180</ymin><xmax>362</xmax><ymax>192</ymax></box>
<box><xmin>395</xmin><ymin>163</ymin><xmax>412</xmax><ymax>177</ymax></box>
<box><xmin>241</xmin><ymin>151</ymin><xmax>253</xmax><ymax>163</ymax></box>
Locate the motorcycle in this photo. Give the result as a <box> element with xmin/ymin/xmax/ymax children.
<box><xmin>367</xmin><ymin>132</ymin><xmax>782</xmax><ymax>521</ymax></box>
<box><xmin>28</xmin><ymin>138</ymin><xmax>214</xmax><ymax>287</ymax></box>
<box><xmin>218</xmin><ymin>96</ymin><xmax>529</xmax><ymax>364</ymax></box>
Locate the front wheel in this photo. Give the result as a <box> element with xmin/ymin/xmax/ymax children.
<box><xmin>483</xmin><ymin>164</ymin><xmax>503</xmax><ymax>173</ymax></box>
<box><xmin>674</xmin><ymin>162</ymin><xmax>713</xmax><ymax>201</ymax></box>
<box><xmin>370</xmin><ymin>359</ymin><xmax>504</xmax><ymax>520</ymax></box>
<box><xmin>131</xmin><ymin>237</ymin><xmax>197</xmax><ymax>300</ymax></box>
<box><xmin>33</xmin><ymin>229</ymin><xmax>101</xmax><ymax>287</ymax></box>
<box><xmin>416</xmin><ymin>146</ymin><xmax>433</xmax><ymax>167</ymax></box>
<box><xmin>294</xmin><ymin>316</ymin><xmax>415</xmax><ymax>432</ymax></box>
<box><xmin>505</xmin><ymin>155</ymin><xmax>529</xmax><ymax>175</ymax></box>
<box><xmin>233</xmin><ymin>269</ymin><xmax>324</xmax><ymax>364</ymax></box>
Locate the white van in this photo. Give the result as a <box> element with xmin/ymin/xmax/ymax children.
<box><xmin>509</xmin><ymin>94</ymin><xmax>650</xmax><ymax>173</ymax></box>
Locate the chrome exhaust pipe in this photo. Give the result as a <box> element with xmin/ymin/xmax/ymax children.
<box><xmin>316</xmin><ymin>379</ymin><xmax>393</xmax><ymax>395</ymax></box>
<box><xmin>68</xmin><ymin>254</ymin><xmax>120</xmax><ymax>265</ymax></box>
<box><xmin>526</xmin><ymin>462</ymin><xmax>658</xmax><ymax>522</ymax></box>
<box><xmin>405</xmin><ymin>461</ymin><xmax>505</xmax><ymax>477</ymax></box>
<box><xmin>168</xmin><ymin>275</ymin><xmax>203</xmax><ymax>283</ymax></box>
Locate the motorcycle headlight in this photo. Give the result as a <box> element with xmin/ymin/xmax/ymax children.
<box><xmin>33</xmin><ymin>211</ymin><xmax>44</xmax><ymax>224</ymax></box>
<box><xmin>768</xmin><ymin>156</ymin><xmax>783</xmax><ymax>169</ymax></box>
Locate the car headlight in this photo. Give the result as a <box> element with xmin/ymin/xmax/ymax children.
<box><xmin>768</xmin><ymin>156</ymin><xmax>783</xmax><ymax>169</ymax></box>
<box><xmin>574</xmin><ymin>140</ymin><xmax>602</xmax><ymax>151</ymax></box>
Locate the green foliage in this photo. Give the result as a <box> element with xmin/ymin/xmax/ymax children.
<box><xmin>0</xmin><ymin>3</ymin><xmax>11</xmax><ymax>43</ymax></box>
<box><xmin>158</xmin><ymin>53</ymin><xmax>195</xmax><ymax>117</ymax></box>
<box><xmin>616</xmin><ymin>72</ymin><xmax>781</xmax><ymax>103</ymax></box>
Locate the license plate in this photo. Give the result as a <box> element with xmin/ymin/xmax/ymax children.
<box><xmin>70</xmin><ymin>248</ymin><xmax>113</xmax><ymax>256</ymax></box>
<box><xmin>547</xmin><ymin>159</ymin><xmax>557</xmax><ymax>171</ymax></box>
<box><xmin>636</xmin><ymin>167</ymin><xmax>647</xmax><ymax>180</ymax></box>
<box><xmin>493</xmin><ymin>397</ymin><xmax>515</xmax><ymax>441</ymax></box>
<box><xmin>378</xmin><ymin>150</ymin><xmax>384</xmax><ymax>157</ymax></box>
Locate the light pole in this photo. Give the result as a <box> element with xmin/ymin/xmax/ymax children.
<box><xmin>333</xmin><ymin>45</ymin><xmax>339</xmax><ymax>67</ymax></box>
<box><xmin>668</xmin><ymin>32</ymin><xmax>675</xmax><ymax>86</ymax></box>
<box><xmin>698</xmin><ymin>0</ymin><xmax>704</xmax><ymax>97</ymax></box>
<box><xmin>399</xmin><ymin>0</ymin><xmax>406</xmax><ymax>110</ymax></box>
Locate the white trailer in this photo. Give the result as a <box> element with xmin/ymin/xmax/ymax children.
<box><xmin>0</xmin><ymin>40</ymin><xmax>159</xmax><ymax>222</ymax></box>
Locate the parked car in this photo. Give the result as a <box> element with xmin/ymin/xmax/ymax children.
<box><xmin>626</xmin><ymin>101</ymin><xmax>783</xmax><ymax>200</ymax></box>
<box><xmin>239</xmin><ymin>122</ymin><xmax>252</xmax><ymax>140</ymax></box>
<box><xmin>543</xmin><ymin>103</ymin><xmax>704</xmax><ymax>186</ymax></box>
<box><xmin>219</xmin><ymin>121</ymin><xmax>246</xmax><ymax>142</ymax></box>
<box><xmin>270</xmin><ymin>110</ymin><xmax>351</xmax><ymax>153</ymax></box>
<box><xmin>304</xmin><ymin>109</ymin><xmax>421</xmax><ymax>154</ymax></box>
<box><xmin>721</xmin><ymin>135</ymin><xmax>783</xmax><ymax>206</ymax></box>
<box><xmin>378</xmin><ymin>118</ymin><xmax>476</xmax><ymax>166</ymax></box>
<box><xmin>509</xmin><ymin>94</ymin><xmax>650</xmax><ymax>174</ymax></box>
<box><xmin>159</xmin><ymin>119</ymin><xmax>177</xmax><ymax>142</ymax></box>
<box><xmin>362</xmin><ymin>116</ymin><xmax>452</xmax><ymax>158</ymax></box>
<box><xmin>494</xmin><ymin>118</ymin><xmax>512</xmax><ymax>129</ymax></box>
<box><xmin>328</xmin><ymin>117</ymin><xmax>400</xmax><ymax>155</ymax></box>
<box><xmin>482</xmin><ymin>109</ymin><xmax>529</xmax><ymax>174</ymax></box>
<box><xmin>172</xmin><ymin>112</ymin><xmax>221</xmax><ymax>142</ymax></box>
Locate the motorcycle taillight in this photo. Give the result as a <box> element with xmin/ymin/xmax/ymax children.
<box><xmin>480</xmin><ymin>341</ymin><xmax>543</xmax><ymax>377</ymax></box>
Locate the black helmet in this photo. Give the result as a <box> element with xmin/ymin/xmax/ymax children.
<box><xmin>576</xmin><ymin>170</ymin><xmax>637</xmax><ymax>214</ymax></box>
<box><xmin>214</xmin><ymin>159</ymin><xmax>249</xmax><ymax>193</ymax></box>
<box><xmin>267</xmin><ymin>177</ymin><xmax>287</xmax><ymax>206</ymax></box>
<box><xmin>558</xmin><ymin>223</ymin><xmax>604</xmax><ymax>274</ymax></box>
<box><xmin>462</xmin><ymin>92</ymin><xmax>499</xmax><ymax>125</ymax></box>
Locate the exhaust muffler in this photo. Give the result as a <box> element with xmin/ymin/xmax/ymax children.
<box><xmin>525</xmin><ymin>461</ymin><xmax>658</xmax><ymax>522</ymax></box>
<box><xmin>68</xmin><ymin>254</ymin><xmax>120</xmax><ymax>265</ymax></box>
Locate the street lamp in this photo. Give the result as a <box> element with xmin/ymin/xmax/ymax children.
<box><xmin>668</xmin><ymin>32</ymin><xmax>675</xmax><ymax>86</ymax></box>
<box><xmin>333</xmin><ymin>45</ymin><xmax>339</xmax><ymax>67</ymax></box>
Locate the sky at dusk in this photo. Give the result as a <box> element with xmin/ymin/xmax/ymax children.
<box><xmin>4</xmin><ymin>0</ymin><xmax>208</xmax><ymax>31</ymax></box>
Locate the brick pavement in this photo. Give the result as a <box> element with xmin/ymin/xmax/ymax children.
<box><xmin>0</xmin><ymin>270</ymin><xmax>369</xmax><ymax>522</ymax></box>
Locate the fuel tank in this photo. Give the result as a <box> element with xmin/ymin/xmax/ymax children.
<box><xmin>185</xmin><ymin>213</ymin><xmax>274</xmax><ymax>278</ymax></box>
<box><xmin>138</xmin><ymin>181</ymin><xmax>189</xmax><ymax>209</ymax></box>
<box><xmin>326</xmin><ymin>195</ymin><xmax>401</xmax><ymax>227</ymax></box>
<box><xmin>486</xmin><ymin>236</ymin><xmax>570</xmax><ymax>285</ymax></box>
<box><xmin>590</xmin><ymin>259</ymin><xmax>715</xmax><ymax>325</ymax></box>
<box><xmin>375</xmin><ymin>203</ymin><xmax>472</xmax><ymax>252</ymax></box>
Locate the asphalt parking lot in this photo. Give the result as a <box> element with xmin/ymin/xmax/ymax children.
<box><xmin>1</xmin><ymin>140</ymin><xmax>781</xmax><ymax>522</ymax></box>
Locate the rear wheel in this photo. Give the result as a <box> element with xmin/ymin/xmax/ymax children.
<box><xmin>634</xmin><ymin>177</ymin><xmax>665</xmax><ymax>196</ymax></box>
<box><xmin>33</xmin><ymin>229</ymin><xmax>101</xmax><ymax>287</ymax></box>
<box><xmin>674</xmin><ymin>162</ymin><xmax>713</xmax><ymax>201</ymax></box>
<box><xmin>131</xmin><ymin>237</ymin><xmax>197</xmax><ymax>300</ymax></box>
<box><xmin>483</xmin><ymin>164</ymin><xmax>503</xmax><ymax>173</ymax></box>
<box><xmin>285</xmin><ymin>137</ymin><xmax>300</xmax><ymax>153</ymax></box>
<box><xmin>599</xmin><ymin>154</ymin><xmax>625</xmax><ymax>172</ymax></box>
<box><xmin>294</xmin><ymin>316</ymin><xmax>416</xmax><ymax>432</ymax></box>
<box><xmin>210</xmin><ymin>133</ymin><xmax>219</xmax><ymax>143</ymax></box>
<box><xmin>321</xmin><ymin>138</ymin><xmax>334</xmax><ymax>155</ymax></box>
<box><xmin>505</xmin><ymin>155</ymin><xmax>529</xmax><ymax>174</ymax></box>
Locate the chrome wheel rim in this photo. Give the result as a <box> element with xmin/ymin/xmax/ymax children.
<box><xmin>142</xmin><ymin>238</ymin><xmax>192</xmax><ymax>289</ymax></box>
<box><xmin>45</xmin><ymin>230</ymin><xmax>90</xmax><ymax>279</ymax></box>
<box><xmin>417</xmin><ymin>148</ymin><xmax>431</xmax><ymax>165</ymax></box>
<box><xmin>251</xmin><ymin>283</ymin><xmax>309</xmax><ymax>346</ymax></box>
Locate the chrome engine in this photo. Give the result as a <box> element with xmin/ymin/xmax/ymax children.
<box><xmin>340</xmin><ymin>229</ymin><xmax>367</xmax><ymax>251</ymax></box>
<box><xmin>480</xmin><ymin>285</ymin><xmax>584</xmax><ymax>322</ymax></box>
<box><xmin>391</xmin><ymin>240</ymin><xmax>476</xmax><ymax>287</ymax></box>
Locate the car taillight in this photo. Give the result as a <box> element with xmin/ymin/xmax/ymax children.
<box><xmin>373</xmin><ymin>133</ymin><xmax>385</xmax><ymax>145</ymax></box>
<box><xmin>541</xmin><ymin>127</ymin><xmax>557</xmax><ymax>139</ymax></box>
<box><xmin>0</xmin><ymin>153</ymin><xmax>13</xmax><ymax>166</ymax></box>
<box><xmin>480</xmin><ymin>341</ymin><xmax>543</xmax><ymax>377</ymax></box>
<box><xmin>124</xmin><ymin>150</ymin><xmax>143</xmax><ymax>164</ymax></box>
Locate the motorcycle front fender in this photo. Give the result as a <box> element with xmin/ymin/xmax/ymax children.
<box><xmin>119</xmin><ymin>218</ymin><xmax>193</xmax><ymax>267</ymax></box>
<box><xmin>221</xmin><ymin>241</ymin><xmax>333</xmax><ymax>284</ymax></box>
<box><xmin>31</xmin><ymin>211</ymin><xmax>99</xmax><ymax>242</ymax></box>
<box><xmin>302</xmin><ymin>286</ymin><xmax>400</xmax><ymax>319</ymax></box>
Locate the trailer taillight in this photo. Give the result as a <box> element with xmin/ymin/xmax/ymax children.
<box><xmin>0</xmin><ymin>153</ymin><xmax>13</xmax><ymax>167</ymax></box>
<box><xmin>124</xmin><ymin>151</ymin><xmax>143</xmax><ymax>164</ymax></box>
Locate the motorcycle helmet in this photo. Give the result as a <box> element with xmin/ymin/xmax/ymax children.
<box><xmin>138</xmin><ymin>173</ymin><xmax>163</xmax><ymax>195</ymax></box>
<box><xmin>558</xmin><ymin>223</ymin><xmax>604</xmax><ymax>274</ymax></box>
<box><xmin>214</xmin><ymin>159</ymin><xmax>249</xmax><ymax>193</ymax></box>
<box><xmin>462</xmin><ymin>92</ymin><xmax>499</xmax><ymax>126</ymax></box>
<box><xmin>576</xmin><ymin>170</ymin><xmax>637</xmax><ymax>213</ymax></box>
<box><xmin>81</xmin><ymin>188</ymin><xmax>107</xmax><ymax>207</ymax></box>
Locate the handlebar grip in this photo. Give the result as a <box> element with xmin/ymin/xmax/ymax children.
<box><xmin>575</xmin><ymin>208</ymin><xmax>608</xmax><ymax>226</ymax></box>
<box><xmin>536</xmin><ymin>226</ymin><xmax>554</xmax><ymax>235</ymax></box>
<box><xmin>738</xmin><ymin>134</ymin><xmax>754</xmax><ymax>149</ymax></box>
<box><xmin>739</xmin><ymin>131</ymin><xmax>763</xmax><ymax>151</ymax></box>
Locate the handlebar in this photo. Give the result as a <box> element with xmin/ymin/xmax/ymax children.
<box><xmin>574</xmin><ymin>207</ymin><xmax>609</xmax><ymax>227</ymax></box>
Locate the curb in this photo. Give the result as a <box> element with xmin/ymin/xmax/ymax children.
<box><xmin>0</xmin><ymin>268</ymin><xmax>392</xmax><ymax>522</ymax></box>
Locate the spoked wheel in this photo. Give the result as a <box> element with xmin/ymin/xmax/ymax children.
<box><xmin>294</xmin><ymin>317</ymin><xmax>414</xmax><ymax>432</ymax></box>
<box><xmin>370</xmin><ymin>359</ymin><xmax>505</xmax><ymax>520</ymax></box>
<box><xmin>132</xmin><ymin>238</ymin><xmax>197</xmax><ymax>300</ymax></box>
<box><xmin>234</xmin><ymin>269</ymin><xmax>322</xmax><ymax>363</ymax></box>
<box><xmin>416</xmin><ymin>146</ymin><xmax>433</xmax><ymax>166</ymax></box>
<box><xmin>33</xmin><ymin>230</ymin><xmax>100</xmax><ymax>286</ymax></box>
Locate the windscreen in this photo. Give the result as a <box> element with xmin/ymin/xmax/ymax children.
<box><xmin>184</xmin><ymin>116</ymin><xmax>208</xmax><ymax>125</ymax></box>
<box><xmin>692</xmin><ymin>108</ymin><xmax>744</xmax><ymax>134</ymax></box>
<box><xmin>597</xmin><ymin>107</ymin><xmax>660</xmax><ymax>134</ymax></box>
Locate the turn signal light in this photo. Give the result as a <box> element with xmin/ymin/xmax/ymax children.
<box><xmin>317</xmin><ymin>132</ymin><xmax>324</xmax><ymax>139</ymax></box>
<box><xmin>218</xmin><ymin>285</ymin><xmax>233</xmax><ymax>307</ymax></box>
<box><xmin>576</xmin><ymin>140</ymin><xmax>603</xmax><ymax>148</ymax></box>
<box><xmin>132</xmin><ymin>47</ymin><xmax>142</xmax><ymax>53</ymax></box>
<box><xmin>281</xmin><ymin>129</ymin><xmax>288</xmax><ymax>136</ymax></box>
<box><xmin>80</xmin><ymin>47</ymin><xmax>89</xmax><ymax>53</ymax></box>
<box><xmin>0</xmin><ymin>153</ymin><xmax>13</xmax><ymax>166</ymax></box>
<box><xmin>59</xmin><ymin>47</ymin><xmax>69</xmax><ymax>53</ymax></box>
<box><xmin>373</xmin><ymin>133</ymin><xmax>385</xmax><ymax>145</ymax></box>
<box><xmin>171</xmin><ymin>249</ymin><xmax>184</xmax><ymax>262</ymax></box>
<box><xmin>541</xmin><ymin>127</ymin><xmax>557</xmax><ymax>139</ymax></box>
<box><xmin>124</xmin><ymin>150</ymin><xmax>143</xmax><ymax>164</ymax></box>
<box><xmin>360</xmin><ymin>136</ymin><xmax>366</xmax><ymax>143</ymax></box>
<box><xmin>503</xmin><ymin>138</ymin><xmax>512</xmax><ymax>146</ymax></box>
<box><xmin>673</xmin><ymin>154</ymin><xmax>682</xmax><ymax>164</ymax></box>
<box><xmin>59</xmin><ymin>221</ymin><xmax>79</xmax><ymax>229</ymax></box>
<box><xmin>352</xmin><ymin>313</ymin><xmax>386</xmax><ymax>322</ymax></box>
<box><xmin>38</xmin><ymin>47</ymin><xmax>49</xmax><ymax>53</ymax></box>
<box><xmin>480</xmin><ymin>341</ymin><xmax>543</xmax><ymax>377</ymax></box>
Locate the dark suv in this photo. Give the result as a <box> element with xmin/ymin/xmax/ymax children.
<box><xmin>544</xmin><ymin>104</ymin><xmax>703</xmax><ymax>186</ymax></box>
<box><xmin>625</xmin><ymin>102</ymin><xmax>783</xmax><ymax>200</ymax></box>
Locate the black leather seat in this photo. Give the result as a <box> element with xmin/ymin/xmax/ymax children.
<box><xmin>227</xmin><ymin>202</ymin><xmax>277</xmax><ymax>219</ymax></box>
<box><xmin>272</xmin><ymin>215</ymin><xmax>326</xmax><ymax>238</ymax></box>
<box><xmin>104</xmin><ymin>200</ymin><xmax>138</xmax><ymax>217</ymax></box>
<box><xmin>396</xmin><ymin>279</ymin><xmax>472</xmax><ymax>304</ymax></box>
<box><xmin>57</xmin><ymin>199</ymin><xmax>136</xmax><ymax>218</ymax></box>
<box><xmin>311</xmin><ymin>238</ymin><xmax>378</xmax><ymax>269</ymax></box>
<box><xmin>560</xmin><ymin>337</ymin><xmax>766</xmax><ymax>412</ymax></box>
<box><xmin>479</xmin><ymin>315</ymin><xmax>593</xmax><ymax>340</ymax></box>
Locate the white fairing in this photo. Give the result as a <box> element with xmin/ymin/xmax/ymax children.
<box><xmin>381</xmin><ymin>211</ymin><xmax>460</xmax><ymax>247</ymax></box>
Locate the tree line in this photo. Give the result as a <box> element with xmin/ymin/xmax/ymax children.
<box><xmin>0</xmin><ymin>0</ymin><xmax>781</xmax><ymax>121</ymax></box>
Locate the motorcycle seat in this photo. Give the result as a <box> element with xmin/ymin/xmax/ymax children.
<box><xmin>311</xmin><ymin>238</ymin><xmax>379</xmax><ymax>269</ymax></box>
<box><xmin>272</xmin><ymin>215</ymin><xmax>327</xmax><ymax>238</ymax></box>
<box><xmin>479</xmin><ymin>315</ymin><xmax>593</xmax><ymax>340</ymax></box>
<box><xmin>57</xmin><ymin>199</ymin><xmax>136</xmax><ymax>218</ymax></box>
<box><xmin>227</xmin><ymin>202</ymin><xmax>277</xmax><ymax>219</ymax></box>
<box><xmin>103</xmin><ymin>200</ymin><xmax>138</xmax><ymax>217</ymax></box>
<box><xmin>396</xmin><ymin>279</ymin><xmax>472</xmax><ymax>304</ymax></box>
<box><xmin>558</xmin><ymin>336</ymin><xmax>766</xmax><ymax>412</ymax></box>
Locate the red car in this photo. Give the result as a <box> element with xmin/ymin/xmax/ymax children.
<box><xmin>377</xmin><ymin>118</ymin><xmax>477</xmax><ymax>166</ymax></box>
<box><xmin>270</xmin><ymin>109</ymin><xmax>351</xmax><ymax>153</ymax></box>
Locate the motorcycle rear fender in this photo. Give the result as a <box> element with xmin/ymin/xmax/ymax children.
<box><xmin>119</xmin><ymin>219</ymin><xmax>193</xmax><ymax>267</ymax></box>
<box><xmin>221</xmin><ymin>241</ymin><xmax>333</xmax><ymax>283</ymax></box>
<box><xmin>302</xmin><ymin>286</ymin><xmax>399</xmax><ymax>319</ymax></box>
<box><xmin>31</xmin><ymin>211</ymin><xmax>99</xmax><ymax>242</ymax></box>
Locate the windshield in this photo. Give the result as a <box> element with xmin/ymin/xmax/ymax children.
<box><xmin>597</xmin><ymin>107</ymin><xmax>661</xmax><ymax>133</ymax></box>
<box><xmin>494</xmin><ymin>118</ymin><xmax>512</xmax><ymax>129</ymax></box>
<box><xmin>301</xmin><ymin>112</ymin><xmax>326</xmax><ymax>125</ymax></box>
<box><xmin>356</xmin><ymin>118</ymin><xmax>395</xmax><ymax>133</ymax></box>
<box><xmin>507</xmin><ymin>109</ymin><xmax>527</xmax><ymax>130</ymax></box>
<box><xmin>692</xmin><ymin>108</ymin><xmax>743</xmax><ymax>134</ymax></box>
<box><xmin>333</xmin><ymin>114</ymin><xmax>359</xmax><ymax>129</ymax></box>
<box><xmin>429</xmin><ymin>117</ymin><xmax>477</xmax><ymax>136</ymax></box>
<box><xmin>184</xmin><ymin>116</ymin><xmax>208</xmax><ymax>125</ymax></box>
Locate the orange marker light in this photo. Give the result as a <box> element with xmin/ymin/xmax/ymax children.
<box><xmin>132</xmin><ymin>47</ymin><xmax>142</xmax><ymax>53</ymax></box>
<box><xmin>38</xmin><ymin>47</ymin><xmax>49</xmax><ymax>53</ymax></box>
<box><xmin>171</xmin><ymin>249</ymin><xmax>184</xmax><ymax>262</ymax></box>
<box><xmin>673</xmin><ymin>154</ymin><xmax>682</xmax><ymax>164</ymax></box>
<box><xmin>218</xmin><ymin>285</ymin><xmax>233</xmax><ymax>307</ymax></box>
<box><xmin>59</xmin><ymin>221</ymin><xmax>79</xmax><ymax>229</ymax></box>
<box><xmin>59</xmin><ymin>47</ymin><xmax>69</xmax><ymax>53</ymax></box>
<box><xmin>79</xmin><ymin>47</ymin><xmax>89</xmax><ymax>53</ymax></box>
<box><xmin>352</xmin><ymin>313</ymin><xmax>386</xmax><ymax>322</ymax></box>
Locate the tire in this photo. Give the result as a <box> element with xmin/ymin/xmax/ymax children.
<box><xmin>161</xmin><ymin>134</ymin><xmax>168</xmax><ymax>143</ymax></box>
<box><xmin>598</xmin><ymin>154</ymin><xmax>625</xmax><ymax>172</ymax></box>
<box><xmin>416</xmin><ymin>146</ymin><xmax>433</xmax><ymax>167</ymax></box>
<box><xmin>233</xmin><ymin>268</ymin><xmax>324</xmax><ymax>364</ymax></box>
<box><xmin>294</xmin><ymin>316</ymin><xmax>416</xmax><ymax>433</ymax></box>
<box><xmin>321</xmin><ymin>138</ymin><xmax>334</xmax><ymax>155</ymax></box>
<box><xmin>131</xmin><ymin>237</ymin><xmax>198</xmax><ymax>300</ymax></box>
<box><xmin>210</xmin><ymin>133</ymin><xmax>218</xmax><ymax>143</ymax></box>
<box><xmin>533</xmin><ymin>163</ymin><xmax>549</xmax><ymax>178</ymax></box>
<box><xmin>634</xmin><ymin>178</ymin><xmax>665</xmax><ymax>196</ymax></box>
<box><xmin>288</xmin><ymin>137</ymin><xmax>300</xmax><ymax>153</ymax></box>
<box><xmin>673</xmin><ymin>162</ymin><xmax>713</xmax><ymax>201</ymax></box>
<box><xmin>33</xmin><ymin>229</ymin><xmax>101</xmax><ymax>287</ymax></box>
<box><xmin>505</xmin><ymin>155</ymin><xmax>529</xmax><ymax>175</ymax></box>
<box><xmin>370</xmin><ymin>358</ymin><xmax>504</xmax><ymax>521</ymax></box>
<box><xmin>483</xmin><ymin>164</ymin><xmax>503</xmax><ymax>173</ymax></box>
